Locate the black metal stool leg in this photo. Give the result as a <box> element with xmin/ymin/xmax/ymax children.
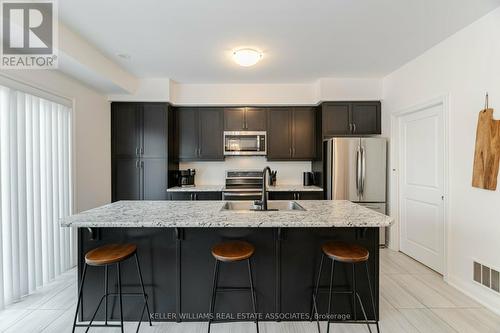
<box><xmin>208</xmin><ymin>259</ymin><xmax>220</xmax><ymax>333</ymax></box>
<box><xmin>104</xmin><ymin>265</ymin><xmax>108</xmax><ymax>325</ymax></box>
<box><xmin>247</xmin><ymin>258</ymin><xmax>259</xmax><ymax>333</ymax></box>
<box><xmin>326</xmin><ymin>259</ymin><xmax>335</xmax><ymax>333</ymax></box>
<box><xmin>311</xmin><ymin>253</ymin><xmax>324</xmax><ymax>333</ymax></box>
<box><xmin>355</xmin><ymin>292</ymin><xmax>373</xmax><ymax>333</ymax></box>
<box><xmin>352</xmin><ymin>264</ymin><xmax>357</xmax><ymax>321</ymax></box>
<box><xmin>117</xmin><ymin>262</ymin><xmax>124</xmax><ymax>333</ymax></box>
<box><xmin>365</xmin><ymin>262</ymin><xmax>380</xmax><ymax>333</ymax></box>
<box><xmin>135</xmin><ymin>253</ymin><xmax>153</xmax><ymax>328</ymax></box>
<box><xmin>72</xmin><ymin>263</ymin><xmax>88</xmax><ymax>333</ymax></box>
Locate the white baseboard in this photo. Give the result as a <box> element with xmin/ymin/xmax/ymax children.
<box><xmin>445</xmin><ymin>274</ymin><xmax>500</xmax><ymax>316</ymax></box>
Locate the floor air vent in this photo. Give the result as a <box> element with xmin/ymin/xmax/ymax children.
<box><xmin>473</xmin><ymin>261</ymin><xmax>500</xmax><ymax>293</ymax></box>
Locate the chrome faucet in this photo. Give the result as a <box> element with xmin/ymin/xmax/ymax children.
<box><xmin>254</xmin><ymin>166</ymin><xmax>272</xmax><ymax>211</ymax></box>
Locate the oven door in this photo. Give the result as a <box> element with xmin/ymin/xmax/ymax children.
<box><xmin>222</xmin><ymin>191</ymin><xmax>262</xmax><ymax>201</ymax></box>
<box><xmin>224</xmin><ymin>131</ymin><xmax>266</xmax><ymax>156</ymax></box>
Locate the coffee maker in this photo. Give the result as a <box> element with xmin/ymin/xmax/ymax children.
<box><xmin>178</xmin><ymin>169</ymin><xmax>196</xmax><ymax>187</ymax></box>
<box><xmin>303</xmin><ymin>172</ymin><xmax>315</xmax><ymax>186</ymax></box>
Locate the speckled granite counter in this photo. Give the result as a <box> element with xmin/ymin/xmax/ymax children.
<box><xmin>268</xmin><ymin>185</ymin><xmax>323</xmax><ymax>192</ymax></box>
<box><xmin>166</xmin><ymin>185</ymin><xmax>323</xmax><ymax>192</ymax></box>
<box><xmin>166</xmin><ymin>185</ymin><xmax>224</xmax><ymax>192</ymax></box>
<box><xmin>61</xmin><ymin>200</ymin><xmax>392</xmax><ymax>228</ymax></box>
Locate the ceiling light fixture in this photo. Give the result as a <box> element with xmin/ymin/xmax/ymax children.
<box><xmin>232</xmin><ymin>48</ymin><xmax>263</xmax><ymax>67</ymax></box>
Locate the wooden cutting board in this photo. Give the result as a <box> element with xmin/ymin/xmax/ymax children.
<box><xmin>472</xmin><ymin>108</ymin><xmax>500</xmax><ymax>190</ymax></box>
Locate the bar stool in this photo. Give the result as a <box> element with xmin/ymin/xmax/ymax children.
<box><xmin>311</xmin><ymin>241</ymin><xmax>379</xmax><ymax>333</ymax></box>
<box><xmin>208</xmin><ymin>240</ymin><xmax>259</xmax><ymax>333</ymax></box>
<box><xmin>72</xmin><ymin>243</ymin><xmax>152</xmax><ymax>333</ymax></box>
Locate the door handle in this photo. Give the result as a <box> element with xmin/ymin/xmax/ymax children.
<box><xmin>356</xmin><ymin>146</ymin><xmax>361</xmax><ymax>197</ymax></box>
<box><xmin>361</xmin><ymin>146</ymin><xmax>366</xmax><ymax>198</ymax></box>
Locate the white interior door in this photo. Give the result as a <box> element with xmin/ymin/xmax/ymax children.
<box><xmin>398</xmin><ymin>102</ymin><xmax>445</xmax><ymax>274</ymax></box>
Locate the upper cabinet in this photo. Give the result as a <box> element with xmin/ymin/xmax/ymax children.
<box><xmin>224</xmin><ymin>107</ymin><xmax>267</xmax><ymax>131</ymax></box>
<box><xmin>267</xmin><ymin>107</ymin><xmax>316</xmax><ymax>161</ymax></box>
<box><xmin>111</xmin><ymin>102</ymin><xmax>173</xmax><ymax>202</ymax></box>
<box><xmin>322</xmin><ymin>101</ymin><xmax>381</xmax><ymax>136</ymax></box>
<box><xmin>112</xmin><ymin>102</ymin><xmax>168</xmax><ymax>159</ymax></box>
<box><xmin>177</xmin><ymin>107</ymin><xmax>224</xmax><ymax>161</ymax></box>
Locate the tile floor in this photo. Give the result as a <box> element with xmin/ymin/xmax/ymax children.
<box><xmin>0</xmin><ymin>248</ymin><xmax>499</xmax><ymax>332</ymax></box>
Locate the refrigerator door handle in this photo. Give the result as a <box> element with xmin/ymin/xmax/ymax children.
<box><xmin>356</xmin><ymin>146</ymin><xmax>361</xmax><ymax>197</ymax></box>
<box><xmin>361</xmin><ymin>146</ymin><xmax>366</xmax><ymax>199</ymax></box>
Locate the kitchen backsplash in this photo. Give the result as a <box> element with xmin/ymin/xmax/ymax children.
<box><xmin>180</xmin><ymin>156</ymin><xmax>312</xmax><ymax>185</ymax></box>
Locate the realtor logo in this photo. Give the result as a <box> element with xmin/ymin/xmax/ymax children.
<box><xmin>1</xmin><ymin>0</ymin><xmax>58</xmax><ymax>68</ymax></box>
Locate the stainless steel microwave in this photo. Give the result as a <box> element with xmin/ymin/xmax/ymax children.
<box><xmin>223</xmin><ymin>131</ymin><xmax>266</xmax><ymax>156</ymax></box>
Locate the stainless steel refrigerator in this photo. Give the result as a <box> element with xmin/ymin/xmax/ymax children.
<box><xmin>324</xmin><ymin>138</ymin><xmax>387</xmax><ymax>245</ymax></box>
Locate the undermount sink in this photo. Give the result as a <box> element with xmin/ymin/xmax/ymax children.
<box><xmin>220</xmin><ymin>201</ymin><xmax>306</xmax><ymax>212</ymax></box>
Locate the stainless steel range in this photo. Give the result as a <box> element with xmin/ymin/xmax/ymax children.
<box><xmin>222</xmin><ymin>170</ymin><xmax>263</xmax><ymax>201</ymax></box>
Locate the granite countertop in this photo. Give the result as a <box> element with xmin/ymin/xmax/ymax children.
<box><xmin>167</xmin><ymin>185</ymin><xmax>323</xmax><ymax>192</ymax></box>
<box><xmin>267</xmin><ymin>185</ymin><xmax>323</xmax><ymax>192</ymax></box>
<box><xmin>167</xmin><ymin>185</ymin><xmax>224</xmax><ymax>192</ymax></box>
<box><xmin>60</xmin><ymin>200</ymin><xmax>393</xmax><ymax>228</ymax></box>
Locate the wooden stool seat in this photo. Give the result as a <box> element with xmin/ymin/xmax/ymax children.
<box><xmin>211</xmin><ymin>241</ymin><xmax>255</xmax><ymax>262</ymax></box>
<box><xmin>85</xmin><ymin>244</ymin><xmax>137</xmax><ymax>266</ymax></box>
<box><xmin>321</xmin><ymin>241</ymin><xmax>369</xmax><ymax>263</ymax></box>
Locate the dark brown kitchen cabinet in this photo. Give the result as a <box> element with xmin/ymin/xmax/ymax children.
<box><xmin>168</xmin><ymin>191</ymin><xmax>222</xmax><ymax>200</ymax></box>
<box><xmin>322</xmin><ymin>101</ymin><xmax>381</xmax><ymax>136</ymax></box>
<box><xmin>267</xmin><ymin>108</ymin><xmax>292</xmax><ymax>159</ymax></box>
<box><xmin>268</xmin><ymin>191</ymin><xmax>323</xmax><ymax>200</ymax></box>
<box><xmin>199</xmin><ymin>108</ymin><xmax>224</xmax><ymax>159</ymax></box>
<box><xmin>267</xmin><ymin>107</ymin><xmax>315</xmax><ymax>160</ymax></box>
<box><xmin>224</xmin><ymin>107</ymin><xmax>266</xmax><ymax>131</ymax></box>
<box><xmin>111</xmin><ymin>102</ymin><xmax>174</xmax><ymax>202</ymax></box>
<box><xmin>291</xmin><ymin>107</ymin><xmax>316</xmax><ymax>159</ymax></box>
<box><xmin>177</xmin><ymin>107</ymin><xmax>224</xmax><ymax>161</ymax></box>
<box><xmin>177</xmin><ymin>107</ymin><xmax>198</xmax><ymax>160</ymax></box>
<box><xmin>112</xmin><ymin>159</ymin><xmax>141</xmax><ymax>200</ymax></box>
<box><xmin>112</xmin><ymin>103</ymin><xmax>140</xmax><ymax>158</ymax></box>
<box><xmin>351</xmin><ymin>103</ymin><xmax>381</xmax><ymax>135</ymax></box>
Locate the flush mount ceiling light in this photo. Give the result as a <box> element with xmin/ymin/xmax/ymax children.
<box><xmin>232</xmin><ymin>48</ymin><xmax>263</xmax><ymax>67</ymax></box>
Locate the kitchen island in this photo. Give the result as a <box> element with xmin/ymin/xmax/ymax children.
<box><xmin>61</xmin><ymin>200</ymin><xmax>392</xmax><ymax>323</ymax></box>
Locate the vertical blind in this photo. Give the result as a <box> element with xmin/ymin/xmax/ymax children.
<box><xmin>0</xmin><ymin>84</ymin><xmax>74</xmax><ymax>309</ymax></box>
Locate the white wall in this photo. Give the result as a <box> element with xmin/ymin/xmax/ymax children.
<box><xmin>108</xmin><ymin>78</ymin><xmax>383</xmax><ymax>105</ymax></box>
<box><xmin>382</xmin><ymin>7</ymin><xmax>500</xmax><ymax>313</ymax></box>
<box><xmin>0</xmin><ymin>70</ymin><xmax>111</xmax><ymax>213</ymax></box>
<box><xmin>180</xmin><ymin>157</ymin><xmax>311</xmax><ymax>185</ymax></box>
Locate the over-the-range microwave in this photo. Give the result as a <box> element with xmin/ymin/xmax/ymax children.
<box><xmin>223</xmin><ymin>131</ymin><xmax>266</xmax><ymax>156</ymax></box>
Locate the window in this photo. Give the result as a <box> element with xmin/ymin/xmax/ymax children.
<box><xmin>0</xmin><ymin>83</ymin><xmax>74</xmax><ymax>308</ymax></box>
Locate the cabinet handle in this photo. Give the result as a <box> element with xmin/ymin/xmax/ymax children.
<box><xmin>292</xmin><ymin>147</ymin><xmax>296</xmax><ymax>156</ymax></box>
<box><xmin>136</xmin><ymin>160</ymin><xmax>140</xmax><ymax>168</ymax></box>
<box><xmin>352</xmin><ymin>123</ymin><xmax>356</xmax><ymax>133</ymax></box>
<box><xmin>289</xmin><ymin>147</ymin><xmax>292</xmax><ymax>157</ymax></box>
<box><xmin>195</xmin><ymin>193</ymin><xmax>198</xmax><ymax>200</ymax></box>
<box><xmin>140</xmin><ymin>161</ymin><xmax>144</xmax><ymax>168</ymax></box>
<box><xmin>140</xmin><ymin>147</ymin><xmax>144</xmax><ymax>155</ymax></box>
<box><xmin>297</xmin><ymin>193</ymin><xmax>300</xmax><ymax>200</ymax></box>
<box><xmin>136</xmin><ymin>147</ymin><xmax>140</xmax><ymax>156</ymax></box>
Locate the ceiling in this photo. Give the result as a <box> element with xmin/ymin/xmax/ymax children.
<box><xmin>59</xmin><ymin>0</ymin><xmax>500</xmax><ymax>84</ymax></box>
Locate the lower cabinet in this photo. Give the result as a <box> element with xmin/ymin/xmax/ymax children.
<box><xmin>112</xmin><ymin>158</ymin><xmax>169</xmax><ymax>201</ymax></box>
<box><xmin>268</xmin><ymin>191</ymin><xmax>324</xmax><ymax>200</ymax></box>
<box><xmin>168</xmin><ymin>191</ymin><xmax>222</xmax><ymax>200</ymax></box>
